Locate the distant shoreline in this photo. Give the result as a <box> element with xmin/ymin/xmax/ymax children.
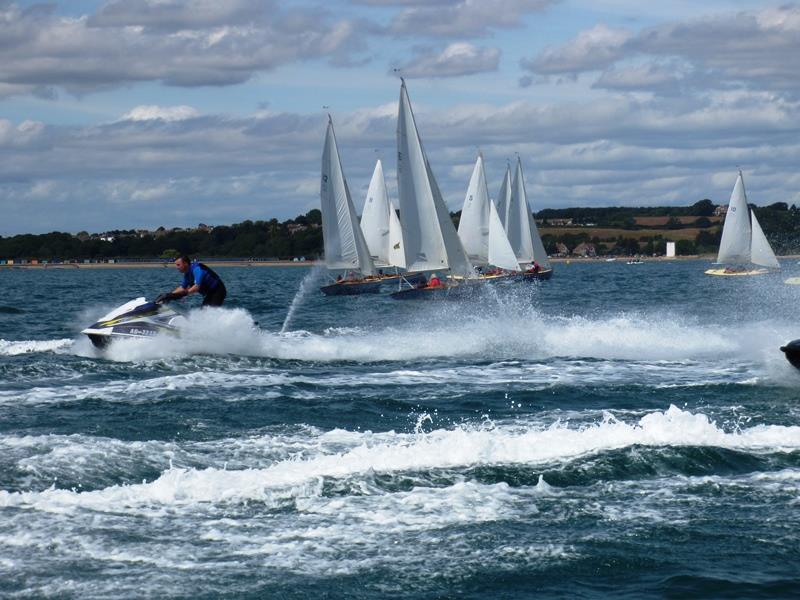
<box><xmin>0</xmin><ymin>260</ymin><xmax>316</xmax><ymax>270</ymax></box>
<box><xmin>2</xmin><ymin>255</ymin><xmax>798</xmax><ymax>270</ymax></box>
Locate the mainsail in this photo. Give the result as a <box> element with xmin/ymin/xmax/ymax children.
<box><xmin>716</xmin><ymin>172</ymin><xmax>752</xmax><ymax>264</ymax></box>
<box><xmin>396</xmin><ymin>79</ymin><xmax>473</xmax><ymax>276</ymax></box>
<box><xmin>320</xmin><ymin>117</ymin><xmax>376</xmax><ymax>276</ymax></box>
<box><xmin>506</xmin><ymin>158</ymin><xmax>551</xmax><ymax>269</ymax></box>
<box><xmin>458</xmin><ymin>154</ymin><xmax>490</xmax><ymax>264</ymax></box>
<box><xmin>458</xmin><ymin>154</ymin><xmax>518</xmax><ymax>271</ymax></box>
<box><xmin>360</xmin><ymin>160</ymin><xmax>392</xmax><ymax>265</ymax></box>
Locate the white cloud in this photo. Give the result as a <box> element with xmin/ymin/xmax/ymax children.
<box><xmin>522</xmin><ymin>5</ymin><xmax>800</xmax><ymax>98</ymax></box>
<box><xmin>120</xmin><ymin>105</ymin><xmax>200</xmax><ymax>122</ymax></box>
<box><xmin>388</xmin><ymin>0</ymin><xmax>554</xmax><ymax>37</ymax></box>
<box><xmin>521</xmin><ymin>23</ymin><xmax>631</xmax><ymax>75</ymax></box>
<box><xmin>394</xmin><ymin>43</ymin><xmax>500</xmax><ymax>78</ymax></box>
<box><xmin>3</xmin><ymin>87</ymin><xmax>800</xmax><ymax>234</ymax></box>
<box><xmin>0</xmin><ymin>1</ymin><xmax>365</xmax><ymax>97</ymax></box>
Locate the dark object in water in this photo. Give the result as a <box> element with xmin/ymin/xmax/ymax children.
<box><xmin>780</xmin><ymin>339</ymin><xmax>800</xmax><ymax>369</ymax></box>
<box><xmin>320</xmin><ymin>279</ymin><xmax>382</xmax><ymax>296</ymax></box>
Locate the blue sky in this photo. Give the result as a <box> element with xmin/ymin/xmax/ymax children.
<box><xmin>1</xmin><ymin>0</ymin><xmax>798</xmax><ymax>234</ymax></box>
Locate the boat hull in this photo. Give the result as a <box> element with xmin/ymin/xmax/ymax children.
<box><xmin>320</xmin><ymin>280</ymin><xmax>383</xmax><ymax>296</ymax></box>
<box><xmin>390</xmin><ymin>283</ymin><xmax>479</xmax><ymax>301</ymax></box>
<box><xmin>376</xmin><ymin>272</ymin><xmax>427</xmax><ymax>285</ymax></box>
<box><xmin>517</xmin><ymin>268</ymin><xmax>553</xmax><ymax>281</ymax></box>
<box><xmin>705</xmin><ymin>268</ymin><xmax>769</xmax><ymax>276</ymax></box>
<box><xmin>780</xmin><ymin>339</ymin><xmax>800</xmax><ymax>369</ymax></box>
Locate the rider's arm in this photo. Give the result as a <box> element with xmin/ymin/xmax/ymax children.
<box><xmin>170</xmin><ymin>285</ymin><xmax>200</xmax><ymax>296</ymax></box>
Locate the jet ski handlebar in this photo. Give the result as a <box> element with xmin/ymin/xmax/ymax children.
<box><xmin>154</xmin><ymin>291</ymin><xmax>184</xmax><ymax>304</ymax></box>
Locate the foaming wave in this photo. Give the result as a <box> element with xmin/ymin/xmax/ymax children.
<box><xmin>2</xmin><ymin>406</ymin><xmax>798</xmax><ymax>513</ymax></box>
<box><xmin>0</xmin><ymin>338</ymin><xmax>73</xmax><ymax>356</ymax></box>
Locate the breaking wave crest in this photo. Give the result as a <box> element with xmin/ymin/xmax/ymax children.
<box><xmin>0</xmin><ymin>339</ymin><xmax>73</xmax><ymax>356</ymax></box>
<box><xmin>2</xmin><ymin>406</ymin><xmax>798</xmax><ymax>513</ymax></box>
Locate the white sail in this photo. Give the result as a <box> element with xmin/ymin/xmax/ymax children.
<box><xmin>396</xmin><ymin>80</ymin><xmax>473</xmax><ymax>276</ymax></box>
<box><xmin>488</xmin><ymin>200</ymin><xmax>521</xmax><ymax>271</ymax></box>
<box><xmin>750</xmin><ymin>209</ymin><xmax>780</xmax><ymax>269</ymax></box>
<box><xmin>360</xmin><ymin>160</ymin><xmax>391</xmax><ymax>265</ymax></box>
<box><xmin>388</xmin><ymin>201</ymin><xmax>407</xmax><ymax>269</ymax></box>
<box><xmin>496</xmin><ymin>165</ymin><xmax>512</xmax><ymax>227</ymax></box>
<box><xmin>507</xmin><ymin>158</ymin><xmax>551</xmax><ymax>268</ymax></box>
<box><xmin>716</xmin><ymin>172</ymin><xmax>752</xmax><ymax>265</ymax></box>
<box><xmin>320</xmin><ymin>117</ymin><xmax>376</xmax><ymax>276</ymax></box>
<box><xmin>457</xmin><ymin>154</ymin><xmax>491</xmax><ymax>265</ymax></box>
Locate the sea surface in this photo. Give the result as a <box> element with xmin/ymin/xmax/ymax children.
<box><xmin>1</xmin><ymin>261</ymin><xmax>799</xmax><ymax>599</ymax></box>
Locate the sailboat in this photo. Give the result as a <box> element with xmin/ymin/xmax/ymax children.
<box><xmin>457</xmin><ymin>153</ymin><xmax>520</xmax><ymax>280</ymax></box>
<box><xmin>504</xmin><ymin>157</ymin><xmax>553</xmax><ymax>280</ymax></box>
<box><xmin>359</xmin><ymin>159</ymin><xmax>425</xmax><ymax>286</ymax></box>
<box><xmin>318</xmin><ymin>116</ymin><xmax>382</xmax><ymax>295</ymax></box>
<box><xmin>705</xmin><ymin>171</ymin><xmax>780</xmax><ymax>276</ymax></box>
<box><xmin>360</xmin><ymin>159</ymin><xmax>406</xmax><ymax>270</ymax></box>
<box><xmin>390</xmin><ymin>79</ymin><xmax>476</xmax><ymax>300</ymax></box>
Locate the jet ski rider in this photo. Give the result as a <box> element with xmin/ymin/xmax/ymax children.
<box><xmin>156</xmin><ymin>256</ymin><xmax>227</xmax><ymax>307</ymax></box>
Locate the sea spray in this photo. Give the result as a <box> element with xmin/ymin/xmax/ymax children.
<box><xmin>281</xmin><ymin>265</ymin><xmax>325</xmax><ymax>333</ymax></box>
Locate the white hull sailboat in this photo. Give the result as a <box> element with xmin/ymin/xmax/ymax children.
<box><xmin>705</xmin><ymin>171</ymin><xmax>780</xmax><ymax>277</ymax></box>
<box><xmin>359</xmin><ymin>159</ymin><xmax>425</xmax><ymax>286</ymax></box>
<box><xmin>390</xmin><ymin>79</ymin><xmax>476</xmax><ymax>300</ymax></box>
<box><xmin>319</xmin><ymin>117</ymin><xmax>381</xmax><ymax>295</ymax></box>
<box><xmin>457</xmin><ymin>153</ymin><xmax>520</xmax><ymax>281</ymax></box>
<box><xmin>504</xmin><ymin>157</ymin><xmax>553</xmax><ymax>280</ymax></box>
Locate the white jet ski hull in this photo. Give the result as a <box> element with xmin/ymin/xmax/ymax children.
<box><xmin>82</xmin><ymin>297</ymin><xmax>186</xmax><ymax>348</ymax></box>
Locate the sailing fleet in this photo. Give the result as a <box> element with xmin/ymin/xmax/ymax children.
<box><xmin>319</xmin><ymin>80</ymin><xmax>552</xmax><ymax>298</ymax></box>
<box><xmin>319</xmin><ymin>80</ymin><xmax>781</xmax><ymax>296</ymax></box>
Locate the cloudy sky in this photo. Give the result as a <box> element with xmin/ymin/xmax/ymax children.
<box><xmin>1</xmin><ymin>0</ymin><xmax>799</xmax><ymax>234</ymax></box>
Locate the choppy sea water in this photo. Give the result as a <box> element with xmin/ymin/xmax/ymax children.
<box><xmin>1</xmin><ymin>261</ymin><xmax>799</xmax><ymax>598</ymax></box>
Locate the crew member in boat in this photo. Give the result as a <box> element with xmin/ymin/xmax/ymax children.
<box><xmin>526</xmin><ymin>261</ymin><xmax>541</xmax><ymax>274</ymax></box>
<box><xmin>428</xmin><ymin>273</ymin><xmax>443</xmax><ymax>288</ymax></box>
<box><xmin>158</xmin><ymin>255</ymin><xmax>227</xmax><ymax>307</ymax></box>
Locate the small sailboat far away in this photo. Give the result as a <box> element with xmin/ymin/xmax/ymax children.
<box><xmin>390</xmin><ymin>79</ymin><xmax>477</xmax><ymax>300</ymax></box>
<box><xmin>318</xmin><ymin>116</ymin><xmax>382</xmax><ymax>295</ymax></box>
<box><xmin>705</xmin><ymin>171</ymin><xmax>780</xmax><ymax>277</ymax></box>
<box><xmin>505</xmin><ymin>157</ymin><xmax>553</xmax><ymax>280</ymax></box>
<box><xmin>457</xmin><ymin>153</ymin><xmax>520</xmax><ymax>281</ymax></box>
<box><xmin>359</xmin><ymin>159</ymin><xmax>425</xmax><ymax>286</ymax></box>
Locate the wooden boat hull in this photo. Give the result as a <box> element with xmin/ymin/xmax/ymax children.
<box><xmin>320</xmin><ymin>280</ymin><xmax>383</xmax><ymax>296</ymax></box>
<box><xmin>390</xmin><ymin>283</ymin><xmax>479</xmax><ymax>301</ymax></box>
<box><xmin>517</xmin><ymin>268</ymin><xmax>553</xmax><ymax>281</ymax></box>
<box><xmin>705</xmin><ymin>268</ymin><xmax>769</xmax><ymax>277</ymax></box>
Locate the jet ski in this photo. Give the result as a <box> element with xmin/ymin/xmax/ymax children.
<box><xmin>82</xmin><ymin>296</ymin><xmax>186</xmax><ymax>348</ymax></box>
<box><xmin>780</xmin><ymin>339</ymin><xmax>800</xmax><ymax>369</ymax></box>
